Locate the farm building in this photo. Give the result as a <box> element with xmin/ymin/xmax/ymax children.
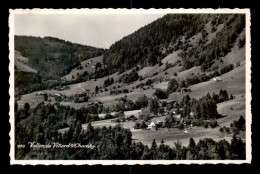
<box><xmin>212</xmin><ymin>77</ymin><xmax>222</xmax><ymax>82</ymax></box>
<box><xmin>126</xmin><ymin>115</ymin><xmax>138</xmax><ymax>121</ymax></box>
<box><xmin>189</xmin><ymin>111</ymin><xmax>195</xmax><ymax>119</ymax></box>
<box><xmin>55</xmin><ymin>93</ymin><xmax>61</xmax><ymax>97</ymax></box>
<box><xmin>173</xmin><ymin>114</ymin><xmax>181</xmax><ymax>119</ymax></box>
<box><xmin>147</xmin><ymin>121</ymin><xmax>156</xmax><ymax>129</ymax></box>
<box><xmin>156</xmin><ymin>120</ymin><xmax>163</xmax><ymax>127</ymax></box>
<box><xmin>88</xmin><ymin>100</ymin><xmax>103</xmax><ymax>106</ymax></box>
<box><xmin>54</xmin><ymin>86</ymin><xmax>70</xmax><ymax>91</ymax></box>
<box><xmin>180</xmin><ymin>88</ymin><xmax>191</xmax><ymax>93</ymax></box>
<box><xmin>37</xmin><ymin>92</ymin><xmax>44</xmax><ymax>95</ymax></box>
<box><xmin>174</xmin><ymin>117</ymin><xmax>182</xmax><ymax>124</ymax></box>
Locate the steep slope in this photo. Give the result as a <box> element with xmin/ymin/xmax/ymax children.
<box><xmin>15</xmin><ymin>51</ymin><xmax>38</xmax><ymax>73</ymax></box>
<box><xmin>103</xmin><ymin>14</ymin><xmax>245</xmax><ymax>75</ymax></box>
<box><xmin>14</xmin><ymin>36</ymin><xmax>106</xmax><ymax>99</ymax></box>
<box><xmin>15</xmin><ymin>36</ymin><xmax>106</xmax><ymax>79</ymax></box>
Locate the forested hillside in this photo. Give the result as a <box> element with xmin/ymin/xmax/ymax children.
<box><xmin>15</xmin><ymin>36</ymin><xmax>105</xmax><ymax>79</ymax></box>
<box><xmin>103</xmin><ymin>14</ymin><xmax>245</xmax><ymax>74</ymax></box>
<box><xmin>14</xmin><ymin>36</ymin><xmax>105</xmax><ymax>98</ymax></box>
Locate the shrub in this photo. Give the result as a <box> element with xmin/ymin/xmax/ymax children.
<box><xmin>104</xmin><ymin>113</ymin><xmax>114</xmax><ymax>119</ymax></box>
<box><xmin>236</xmin><ymin>61</ymin><xmax>241</xmax><ymax>67</ymax></box>
<box><xmin>153</xmin><ymin>88</ymin><xmax>168</xmax><ymax>99</ymax></box>
<box><xmin>219</xmin><ymin>127</ymin><xmax>224</xmax><ymax>133</ymax></box>
<box><xmin>167</xmin><ymin>78</ymin><xmax>179</xmax><ymax>93</ymax></box>
<box><xmin>178</xmin><ymin>123</ymin><xmax>184</xmax><ymax>129</ymax></box>
<box><xmin>209</xmin><ymin>119</ymin><xmax>218</xmax><ymax>128</ymax></box>
<box><xmin>238</xmin><ymin>38</ymin><xmax>245</xmax><ymax>48</ymax></box>
<box><xmin>204</xmin><ymin>122</ymin><xmax>209</xmax><ymax>129</ymax></box>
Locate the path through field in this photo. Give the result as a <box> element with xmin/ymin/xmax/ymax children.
<box><xmin>78</xmin><ymin>83</ymin><xmax>86</xmax><ymax>92</ymax></box>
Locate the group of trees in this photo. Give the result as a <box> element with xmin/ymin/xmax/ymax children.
<box><xmin>163</xmin><ymin>90</ymin><xmax>232</xmax><ymax>129</ymax></box>
<box><xmin>166</xmin><ymin>64</ymin><xmax>234</xmax><ymax>94</ymax></box>
<box><xmin>118</xmin><ymin>69</ymin><xmax>139</xmax><ymax>84</ymax></box>
<box><xmin>220</xmin><ymin>116</ymin><xmax>246</xmax><ymax>134</ymax></box>
<box><xmin>153</xmin><ymin>88</ymin><xmax>168</xmax><ymax>99</ymax></box>
<box><xmin>103</xmin><ymin>77</ymin><xmax>114</xmax><ymax>87</ymax></box>
<box><xmin>230</xmin><ymin>116</ymin><xmax>246</xmax><ymax>133</ymax></box>
<box><xmin>110</xmin><ymin>95</ymin><xmax>149</xmax><ymax>112</ymax></box>
<box><xmin>181</xmin><ymin>90</ymin><xmax>231</xmax><ymax>119</ymax></box>
<box><xmin>15</xmin><ymin>71</ymin><xmax>46</xmax><ymax>100</ymax></box>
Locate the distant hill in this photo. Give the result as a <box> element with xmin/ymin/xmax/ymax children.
<box><xmin>14</xmin><ymin>36</ymin><xmax>106</xmax><ymax>99</ymax></box>
<box><xmin>15</xmin><ymin>51</ymin><xmax>38</xmax><ymax>73</ymax></box>
<box><xmin>15</xmin><ymin>36</ymin><xmax>106</xmax><ymax>79</ymax></box>
<box><xmin>103</xmin><ymin>14</ymin><xmax>245</xmax><ymax>74</ymax></box>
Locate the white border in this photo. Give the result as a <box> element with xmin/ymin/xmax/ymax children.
<box><xmin>9</xmin><ymin>8</ymin><xmax>251</xmax><ymax>165</ymax></box>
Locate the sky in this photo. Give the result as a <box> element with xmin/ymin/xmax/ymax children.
<box><xmin>15</xmin><ymin>14</ymin><xmax>165</xmax><ymax>49</ymax></box>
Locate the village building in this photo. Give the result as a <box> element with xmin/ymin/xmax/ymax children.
<box><xmin>156</xmin><ymin>120</ymin><xmax>163</xmax><ymax>127</ymax></box>
<box><xmin>180</xmin><ymin>88</ymin><xmax>191</xmax><ymax>93</ymax></box>
<box><xmin>54</xmin><ymin>93</ymin><xmax>61</xmax><ymax>97</ymax></box>
<box><xmin>126</xmin><ymin>115</ymin><xmax>138</xmax><ymax>121</ymax></box>
<box><xmin>173</xmin><ymin>114</ymin><xmax>181</xmax><ymax>119</ymax></box>
<box><xmin>212</xmin><ymin>77</ymin><xmax>222</xmax><ymax>82</ymax></box>
<box><xmin>147</xmin><ymin>121</ymin><xmax>156</xmax><ymax>129</ymax></box>
<box><xmin>37</xmin><ymin>92</ymin><xmax>44</xmax><ymax>95</ymax></box>
<box><xmin>189</xmin><ymin>111</ymin><xmax>195</xmax><ymax>119</ymax></box>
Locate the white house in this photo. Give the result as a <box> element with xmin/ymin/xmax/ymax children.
<box><xmin>37</xmin><ymin>92</ymin><xmax>44</xmax><ymax>95</ymax></box>
<box><xmin>173</xmin><ymin>114</ymin><xmax>181</xmax><ymax>119</ymax></box>
<box><xmin>147</xmin><ymin>121</ymin><xmax>156</xmax><ymax>129</ymax></box>
<box><xmin>213</xmin><ymin>77</ymin><xmax>222</xmax><ymax>82</ymax></box>
<box><xmin>55</xmin><ymin>93</ymin><xmax>61</xmax><ymax>97</ymax></box>
<box><xmin>157</xmin><ymin>120</ymin><xmax>163</xmax><ymax>124</ymax></box>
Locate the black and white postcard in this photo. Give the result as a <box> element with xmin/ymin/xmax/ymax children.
<box><xmin>9</xmin><ymin>8</ymin><xmax>251</xmax><ymax>165</ymax></box>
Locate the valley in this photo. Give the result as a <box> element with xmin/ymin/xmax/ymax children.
<box><xmin>14</xmin><ymin>13</ymin><xmax>248</xmax><ymax>160</ymax></box>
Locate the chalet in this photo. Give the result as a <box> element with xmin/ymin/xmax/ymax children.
<box><xmin>94</xmin><ymin>100</ymin><xmax>103</xmax><ymax>105</ymax></box>
<box><xmin>180</xmin><ymin>88</ymin><xmax>190</xmax><ymax>93</ymax></box>
<box><xmin>142</xmin><ymin>86</ymin><xmax>149</xmax><ymax>90</ymax></box>
<box><xmin>55</xmin><ymin>93</ymin><xmax>61</xmax><ymax>97</ymax></box>
<box><xmin>37</xmin><ymin>92</ymin><xmax>44</xmax><ymax>95</ymax></box>
<box><xmin>213</xmin><ymin>77</ymin><xmax>222</xmax><ymax>82</ymax></box>
<box><xmin>183</xmin><ymin>118</ymin><xmax>191</xmax><ymax>125</ymax></box>
<box><xmin>85</xmin><ymin>89</ymin><xmax>91</xmax><ymax>95</ymax></box>
<box><xmin>173</xmin><ymin>114</ymin><xmax>181</xmax><ymax>119</ymax></box>
<box><xmin>156</xmin><ymin>120</ymin><xmax>163</xmax><ymax>127</ymax></box>
<box><xmin>127</xmin><ymin>115</ymin><xmax>138</xmax><ymax>121</ymax></box>
<box><xmin>174</xmin><ymin>117</ymin><xmax>182</xmax><ymax>124</ymax></box>
<box><xmin>88</xmin><ymin>100</ymin><xmax>103</xmax><ymax>106</ymax></box>
<box><xmin>147</xmin><ymin>121</ymin><xmax>156</xmax><ymax>129</ymax></box>
<box><xmin>189</xmin><ymin>111</ymin><xmax>195</xmax><ymax>119</ymax></box>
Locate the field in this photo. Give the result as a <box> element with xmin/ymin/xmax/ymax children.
<box><xmin>167</xmin><ymin>64</ymin><xmax>245</xmax><ymax>102</ymax></box>
<box><xmin>17</xmin><ymin>61</ymin><xmax>246</xmax><ymax>110</ymax></box>
<box><xmin>15</xmin><ymin>51</ymin><xmax>38</xmax><ymax>73</ymax></box>
<box><xmin>63</xmin><ymin>55</ymin><xmax>103</xmax><ymax>81</ymax></box>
